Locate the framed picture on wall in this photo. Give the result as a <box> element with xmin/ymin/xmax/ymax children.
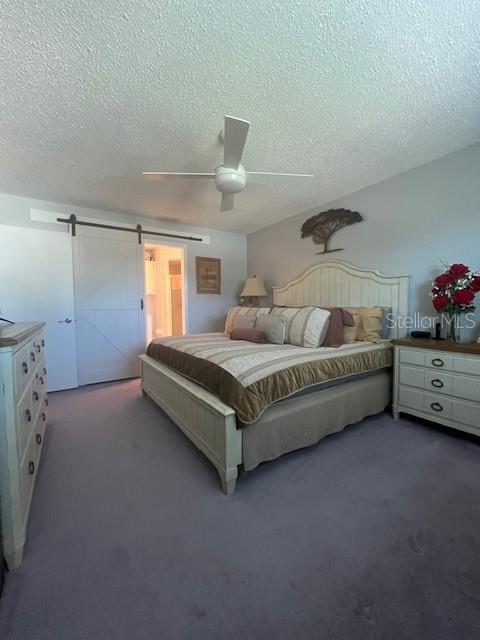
<box><xmin>196</xmin><ymin>257</ymin><xmax>221</xmax><ymax>294</ymax></box>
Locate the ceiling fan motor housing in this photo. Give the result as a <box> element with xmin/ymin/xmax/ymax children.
<box><xmin>215</xmin><ymin>165</ymin><xmax>246</xmax><ymax>194</ymax></box>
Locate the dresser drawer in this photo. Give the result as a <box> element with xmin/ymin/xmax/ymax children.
<box><xmin>13</xmin><ymin>345</ymin><xmax>32</xmax><ymax>397</ymax></box>
<box><xmin>33</xmin><ymin>405</ymin><xmax>47</xmax><ymax>457</ymax></box>
<box><xmin>30</xmin><ymin>335</ymin><xmax>45</xmax><ymax>361</ymax></box>
<box><xmin>33</xmin><ymin>367</ymin><xmax>47</xmax><ymax>397</ymax></box>
<box><xmin>19</xmin><ymin>436</ymin><xmax>37</xmax><ymax>527</ymax></box>
<box><xmin>16</xmin><ymin>384</ymin><xmax>34</xmax><ymax>463</ymax></box>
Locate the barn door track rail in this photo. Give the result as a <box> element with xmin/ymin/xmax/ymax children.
<box><xmin>56</xmin><ymin>214</ymin><xmax>203</xmax><ymax>244</ymax></box>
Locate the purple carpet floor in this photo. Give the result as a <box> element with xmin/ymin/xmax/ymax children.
<box><xmin>0</xmin><ymin>379</ymin><xmax>479</xmax><ymax>639</ymax></box>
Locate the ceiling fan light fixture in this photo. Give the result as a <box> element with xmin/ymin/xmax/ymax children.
<box><xmin>215</xmin><ymin>165</ymin><xmax>246</xmax><ymax>194</ymax></box>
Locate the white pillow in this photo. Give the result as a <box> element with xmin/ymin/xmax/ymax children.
<box><xmin>224</xmin><ymin>306</ymin><xmax>270</xmax><ymax>335</ymax></box>
<box><xmin>271</xmin><ymin>307</ymin><xmax>330</xmax><ymax>348</ymax></box>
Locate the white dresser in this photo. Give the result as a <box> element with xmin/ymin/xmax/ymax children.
<box><xmin>393</xmin><ymin>338</ymin><xmax>480</xmax><ymax>436</ymax></box>
<box><xmin>0</xmin><ymin>322</ymin><xmax>48</xmax><ymax>568</ymax></box>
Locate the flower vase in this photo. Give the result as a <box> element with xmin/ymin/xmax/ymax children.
<box><xmin>446</xmin><ymin>313</ymin><xmax>461</xmax><ymax>341</ymax></box>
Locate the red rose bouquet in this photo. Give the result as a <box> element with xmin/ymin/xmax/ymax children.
<box><xmin>431</xmin><ymin>263</ymin><xmax>479</xmax><ymax>339</ymax></box>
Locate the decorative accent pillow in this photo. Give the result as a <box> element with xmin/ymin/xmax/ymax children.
<box><xmin>345</xmin><ymin>307</ymin><xmax>384</xmax><ymax>343</ymax></box>
<box><xmin>233</xmin><ymin>315</ymin><xmax>256</xmax><ymax>330</ymax></box>
<box><xmin>380</xmin><ymin>307</ymin><xmax>392</xmax><ymax>339</ymax></box>
<box><xmin>255</xmin><ymin>315</ymin><xmax>286</xmax><ymax>344</ymax></box>
<box><xmin>271</xmin><ymin>306</ymin><xmax>331</xmax><ymax>348</ymax></box>
<box><xmin>224</xmin><ymin>306</ymin><xmax>270</xmax><ymax>335</ymax></box>
<box><xmin>320</xmin><ymin>307</ymin><xmax>354</xmax><ymax>347</ymax></box>
<box><xmin>343</xmin><ymin>315</ymin><xmax>361</xmax><ymax>343</ymax></box>
<box><xmin>230</xmin><ymin>327</ymin><xmax>266</xmax><ymax>343</ymax></box>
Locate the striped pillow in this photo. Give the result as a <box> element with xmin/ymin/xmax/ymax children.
<box><xmin>224</xmin><ymin>306</ymin><xmax>270</xmax><ymax>335</ymax></box>
<box><xmin>271</xmin><ymin>307</ymin><xmax>331</xmax><ymax>348</ymax></box>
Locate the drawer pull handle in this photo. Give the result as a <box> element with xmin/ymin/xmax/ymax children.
<box><xmin>28</xmin><ymin>461</ymin><xmax>35</xmax><ymax>475</ymax></box>
<box><xmin>43</xmin><ymin>367</ymin><xmax>47</xmax><ymax>376</ymax></box>
<box><xmin>41</xmin><ymin>412</ymin><xmax>46</xmax><ymax>422</ymax></box>
<box><xmin>39</xmin><ymin>376</ymin><xmax>44</xmax><ymax>385</ymax></box>
<box><xmin>36</xmin><ymin>344</ymin><xmax>41</xmax><ymax>353</ymax></box>
<box><xmin>430</xmin><ymin>402</ymin><xmax>443</xmax><ymax>412</ymax></box>
<box><xmin>45</xmin><ymin>397</ymin><xmax>49</xmax><ymax>406</ymax></box>
<box><xmin>33</xmin><ymin>390</ymin><xmax>39</xmax><ymax>401</ymax></box>
<box><xmin>25</xmin><ymin>409</ymin><xmax>31</xmax><ymax>422</ymax></box>
<box><xmin>22</xmin><ymin>361</ymin><xmax>28</xmax><ymax>374</ymax></box>
<box><xmin>432</xmin><ymin>358</ymin><xmax>444</xmax><ymax>367</ymax></box>
<box><xmin>431</xmin><ymin>379</ymin><xmax>444</xmax><ymax>388</ymax></box>
<box><xmin>41</xmin><ymin>339</ymin><xmax>45</xmax><ymax>347</ymax></box>
<box><xmin>30</xmin><ymin>351</ymin><xmax>36</xmax><ymax>363</ymax></box>
<box><xmin>36</xmin><ymin>434</ymin><xmax>42</xmax><ymax>445</ymax></box>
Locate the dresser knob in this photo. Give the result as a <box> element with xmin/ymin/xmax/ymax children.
<box><xmin>432</xmin><ymin>358</ymin><xmax>444</xmax><ymax>367</ymax></box>
<box><xmin>41</xmin><ymin>412</ymin><xmax>46</xmax><ymax>422</ymax></box>
<box><xmin>33</xmin><ymin>390</ymin><xmax>39</xmax><ymax>401</ymax></box>
<box><xmin>28</xmin><ymin>461</ymin><xmax>35</xmax><ymax>475</ymax></box>
<box><xmin>430</xmin><ymin>402</ymin><xmax>443</xmax><ymax>412</ymax></box>
<box><xmin>22</xmin><ymin>361</ymin><xmax>28</xmax><ymax>374</ymax></box>
<box><xmin>431</xmin><ymin>379</ymin><xmax>444</xmax><ymax>388</ymax></box>
<box><xmin>41</xmin><ymin>339</ymin><xmax>45</xmax><ymax>347</ymax></box>
<box><xmin>36</xmin><ymin>344</ymin><xmax>41</xmax><ymax>353</ymax></box>
<box><xmin>30</xmin><ymin>351</ymin><xmax>36</xmax><ymax>363</ymax></box>
<box><xmin>25</xmin><ymin>409</ymin><xmax>31</xmax><ymax>422</ymax></box>
<box><xmin>36</xmin><ymin>434</ymin><xmax>42</xmax><ymax>445</ymax></box>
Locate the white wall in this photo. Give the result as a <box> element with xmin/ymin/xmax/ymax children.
<box><xmin>248</xmin><ymin>144</ymin><xmax>480</xmax><ymax>338</ymax></box>
<box><xmin>0</xmin><ymin>193</ymin><xmax>247</xmax><ymax>333</ymax></box>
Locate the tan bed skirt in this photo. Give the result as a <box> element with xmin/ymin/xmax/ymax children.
<box><xmin>242</xmin><ymin>371</ymin><xmax>391</xmax><ymax>471</ymax></box>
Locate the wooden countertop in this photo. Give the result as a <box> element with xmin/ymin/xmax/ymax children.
<box><xmin>0</xmin><ymin>322</ymin><xmax>46</xmax><ymax>347</ymax></box>
<box><xmin>392</xmin><ymin>337</ymin><xmax>480</xmax><ymax>356</ymax></box>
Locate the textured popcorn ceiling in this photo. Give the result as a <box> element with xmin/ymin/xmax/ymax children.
<box><xmin>0</xmin><ymin>1</ymin><xmax>479</xmax><ymax>233</ymax></box>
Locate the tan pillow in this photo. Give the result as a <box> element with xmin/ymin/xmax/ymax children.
<box><xmin>345</xmin><ymin>307</ymin><xmax>384</xmax><ymax>343</ymax></box>
<box><xmin>343</xmin><ymin>315</ymin><xmax>361</xmax><ymax>343</ymax></box>
<box><xmin>233</xmin><ymin>315</ymin><xmax>256</xmax><ymax>330</ymax></box>
<box><xmin>224</xmin><ymin>306</ymin><xmax>270</xmax><ymax>335</ymax></box>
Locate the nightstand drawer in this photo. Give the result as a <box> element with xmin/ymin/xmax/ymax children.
<box><xmin>399</xmin><ymin>387</ymin><xmax>452</xmax><ymax>419</ymax></box>
<box><xmin>398</xmin><ymin>386</ymin><xmax>480</xmax><ymax>430</ymax></box>
<box><xmin>398</xmin><ymin>348</ymin><xmax>455</xmax><ymax>371</ymax></box>
<box><xmin>399</xmin><ymin>364</ymin><xmax>480</xmax><ymax>402</ymax></box>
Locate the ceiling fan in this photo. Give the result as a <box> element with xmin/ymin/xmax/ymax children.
<box><xmin>142</xmin><ymin>116</ymin><xmax>314</xmax><ymax>212</ymax></box>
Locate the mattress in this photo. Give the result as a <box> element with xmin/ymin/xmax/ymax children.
<box><xmin>146</xmin><ymin>333</ymin><xmax>392</xmax><ymax>424</ymax></box>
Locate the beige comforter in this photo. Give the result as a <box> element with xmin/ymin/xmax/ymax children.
<box><xmin>146</xmin><ymin>333</ymin><xmax>392</xmax><ymax>423</ymax></box>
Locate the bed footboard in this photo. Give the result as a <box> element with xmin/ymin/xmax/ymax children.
<box><xmin>139</xmin><ymin>354</ymin><xmax>242</xmax><ymax>495</ymax></box>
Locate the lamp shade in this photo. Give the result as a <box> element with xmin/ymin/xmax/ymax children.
<box><xmin>241</xmin><ymin>276</ymin><xmax>268</xmax><ymax>297</ymax></box>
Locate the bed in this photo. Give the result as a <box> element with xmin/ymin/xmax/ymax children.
<box><xmin>140</xmin><ymin>261</ymin><xmax>410</xmax><ymax>494</ymax></box>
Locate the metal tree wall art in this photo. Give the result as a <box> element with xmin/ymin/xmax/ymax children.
<box><xmin>301</xmin><ymin>208</ymin><xmax>363</xmax><ymax>254</ymax></box>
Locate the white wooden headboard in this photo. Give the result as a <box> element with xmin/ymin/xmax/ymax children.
<box><xmin>272</xmin><ymin>261</ymin><xmax>410</xmax><ymax>338</ymax></box>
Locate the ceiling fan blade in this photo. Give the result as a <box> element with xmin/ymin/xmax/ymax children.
<box><xmin>223</xmin><ymin>116</ymin><xmax>250</xmax><ymax>170</ymax></box>
<box><xmin>142</xmin><ymin>172</ymin><xmax>215</xmax><ymax>181</ymax></box>
<box><xmin>247</xmin><ymin>172</ymin><xmax>314</xmax><ymax>185</ymax></box>
<box><xmin>221</xmin><ymin>193</ymin><xmax>235</xmax><ymax>212</ymax></box>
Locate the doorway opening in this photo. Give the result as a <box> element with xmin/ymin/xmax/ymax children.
<box><xmin>144</xmin><ymin>243</ymin><xmax>185</xmax><ymax>344</ymax></box>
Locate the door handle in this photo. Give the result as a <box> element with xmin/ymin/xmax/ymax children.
<box><xmin>58</xmin><ymin>318</ymin><xmax>73</xmax><ymax>324</ymax></box>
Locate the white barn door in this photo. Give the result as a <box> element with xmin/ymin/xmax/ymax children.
<box><xmin>73</xmin><ymin>226</ymin><xmax>145</xmax><ymax>385</ymax></box>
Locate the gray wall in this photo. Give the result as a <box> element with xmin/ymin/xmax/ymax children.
<box><xmin>248</xmin><ymin>143</ymin><xmax>480</xmax><ymax>337</ymax></box>
<box><xmin>0</xmin><ymin>193</ymin><xmax>247</xmax><ymax>333</ymax></box>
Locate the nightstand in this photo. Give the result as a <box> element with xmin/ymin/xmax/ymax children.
<box><xmin>392</xmin><ymin>338</ymin><xmax>480</xmax><ymax>436</ymax></box>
